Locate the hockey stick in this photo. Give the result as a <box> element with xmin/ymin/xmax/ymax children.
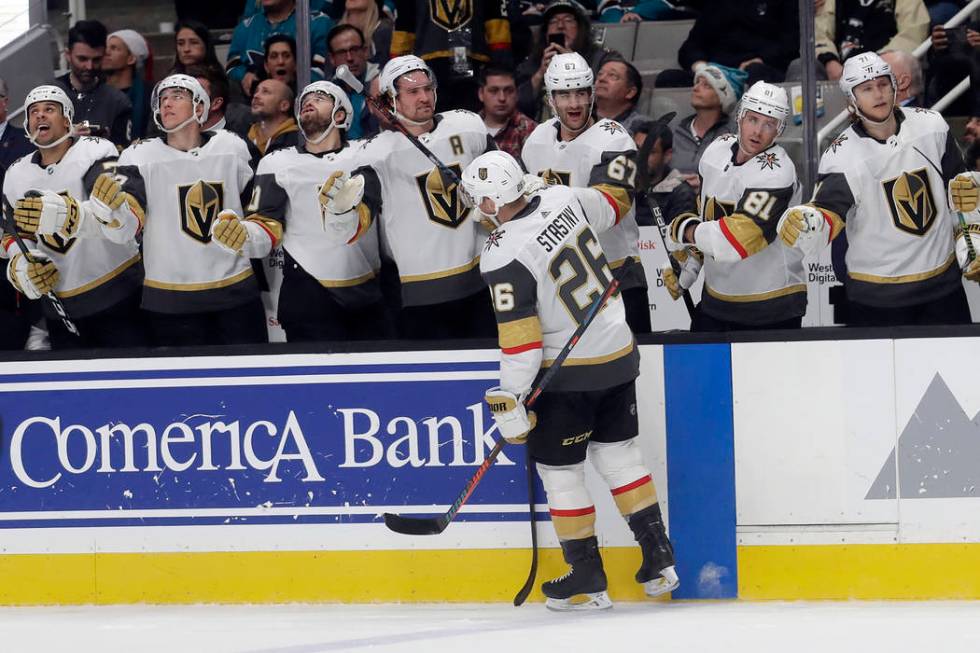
<box><xmin>383</xmin><ymin>259</ymin><xmax>633</xmax><ymax>537</ymax></box>
<box><xmin>1</xmin><ymin>210</ymin><xmax>79</xmax><ymax>336</ymax></box>
<box><xmin>913</xmin><ymin>145</ymin><xmax>977</xmax><ymax>264</ymax></box>
<box><xmin>634</xmin><ymin>114</ymin><xmax>696</xmax><ymax>319</ymax></box>
<box><xmin>511</xmin><ymin>456</ymin><xmax>538</xmax><ymax>607</ymax></box>
<box><xmin>334</xmin><ymin>65</ymin><xmax>461</xmax><ymax>190</ymax></box>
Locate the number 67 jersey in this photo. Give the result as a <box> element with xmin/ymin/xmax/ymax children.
<box><xmin>480</xmin><ymin>185</ymin><xmax>638</xmax><ymax>397</ymax></box>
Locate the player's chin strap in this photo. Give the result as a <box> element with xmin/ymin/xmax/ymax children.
<box><xmin>30</xmin><ymin>125</ymin><xmax>73</xmax><ymax>150</ymax></box>
<box><xmin>301</xmin><ymin>111</ymin><xmax>342</xmax><ymax>145</ymax></box>
<box><xmin>852</xmin><ymin>88</ymin><xmax>897</xmax><ymax>126</ymax></box>
<box><xmin>392</xmin><ymin>92</ymin><xmax>438</xmax><ymax>127</ymax></box>
<box><xmin>154</xmin><ymin>105</ymin><xmax>206</xmax><ymax>134</ymax></box>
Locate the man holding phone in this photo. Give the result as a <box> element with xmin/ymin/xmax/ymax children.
<box><xmin>516</xmin><ymin>1</ymin><xmax>606</xmax><ymax>120</ymax></box>
<box><xmin>53</xmin><ymin>20</ymin><xmax>134</xmax><ymax>148</ymax></box>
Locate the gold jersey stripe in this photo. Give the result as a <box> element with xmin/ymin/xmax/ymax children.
<box><xmin>811</xmin><ymin>204</ymin><xmax>845</xmax><ymax>241</ymax></box>
<box><xmin>612</xmin><ymin>484</ymin><xmax>657</xmax><ymax>516</ymax></box>
<box><xmin>389</xmin><ymin>30</ymin><xmax>415</xmax><ymax>57</ymax></box>
<box><xmin>57</xmin><ymin>254</ymin><xmax>141</xmax><ymax>299</ymax></box>
<box><xmin>551</xmin><ymin>513</ymin><xmax>597</xmax><ymax>540</ymax></box>
<box><xmin>705</xmin><ymin>283</ymin><xmax>806</xmax><ymax>303</ymax></box>
<box><xmin>245</xmin><ymin>214</ymin><xmax>283</xmax><ymax>244</ymax></box>
<box><xmin>144</xmin><ymin>266</ymin><xmax>253</xmax><ymax>291</ymax></box>
<box><xmin>348</xmin><ymin>203</ymin><xmax>373</xmax><ymax>244</ymax></box>
<box><xmin>542</xmin><ymin>341</ymin><xmax>634</xmax><ymax>368</ymax></box>
<box><xmin>420</xmin><ymin>50</ymin><xmax>491</xmax><ymax>63</ymax></box>
<box><xmin>318</xmin><ymin>270</ymin><xmax>376</xmax><ymax>288</ymax></box>
<box><xmin>400</xmin><ymin>256</ymin><xmax>480</xmax><ymax>283</ymax></box>
<box><xmin>593</xmin><ymin>183</ymin><xmax>632</xmax><ymax>220</ymax></box>
<box><xmin>484</xmin><ymin>18</ymin><xmax>512</xmax><ymax>46</ymax></box>
<box><xmin>720</xmin><ymin>214</ymin><xmax>768</xmax><ymax>257</ymax></box>
<box><xmin>125</xmin><ymin>195</ymin><xmax>146</xmax><ymax>229</ymax></box>
<box><xmin>848</xmin><ymin>253</ymin><xmax>956</xmax><ymax>284</ymax></box>
<box><xmin>498</xmin><ymin>316</ymin><xmax>542</xmax><ymax>350</ymax></box>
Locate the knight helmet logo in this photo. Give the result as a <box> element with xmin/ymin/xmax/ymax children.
<box><xmin>415</xmin><ymin>163</ymin><xmax>470</xmax><ymax>228</ymax></box>
<box><xmin>882</xmin><ymin>168</ymin><xmax>936</xmax><ymax>236</ymax></box>
<box><xmin>178</xmin><ymin>180</ymin><xmax>225</xmax><ymax>243</ymax></box>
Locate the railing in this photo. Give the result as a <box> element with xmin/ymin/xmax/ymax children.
<box><xmin>814</xmin><ymin>0</ymin><xmax>980</xmax><ymax>151</ymax></box>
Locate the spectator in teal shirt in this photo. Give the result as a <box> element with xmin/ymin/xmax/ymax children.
<box><xmin>227</xmin><ymin>0</ymin><xmax>334</xmax><ymax>97</ymax></box>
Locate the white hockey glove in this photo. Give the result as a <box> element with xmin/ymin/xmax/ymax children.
<box><xmin>662</xmin><ymin>248</ymin><xmax>702</xmax><ymax>301</ymax></box>
<box><xmin>522</xmin><ymin>173</ymin><xmax>547</xmax><ymax>197</ymax></box>
<box><xmin>956</xmin><ymin>223</ymin><xmax>980</xmax><ymax>282</ymax></box>
<box><xmin>666</xmin><ymin>213</ymin><xmax>701</xmax><ymax>252</ymax></box>
<box><xmin>777</xmin><ymin>205</ymin><xmax>827</xmax><ymax>256</ymax></box>
<box><xmin>210</xmin><ymin>210</ymin><xmax>270</xmax><ymax>258</ymax></box>
<box><xmin>6</xmin><ymin>250</ymin><xmax>58</xmax><ymax>299</ymax></box>
<box><xmin>14</xmin><ymin>190</ymin><xmax>83</xmax><ymax>240</ymax></box>
<box><xmin>485</xmin><ymin>386</ymin><xmax>537</xmax><ymax>445</ymax></box>
<box><xmin>949</xmin><ymin>172</ymin><xmax>980</xmax><ymax>215</ymax></box>
<box><xmin>319</xmin><ymin>171</ymin><xmax>365</xmax><ymax>215</ymax></box>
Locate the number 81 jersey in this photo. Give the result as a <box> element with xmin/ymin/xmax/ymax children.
<box><xmin>521</xmin><ymin>118</ymin><xmax>646</xmax><ymax>291</ymax></box>
<box><xmin>697</xmin><ymin>135</ymin><xmax>804</xmax><ymax>325</ymax></box>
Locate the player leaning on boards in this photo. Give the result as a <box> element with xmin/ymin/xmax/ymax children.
<box><xmin>251</xmin><ymin>80</ymin><xmax>388</xmax><ymax>342</ymax></box>
<box><xmin>521</xmin><ymin>52</ymin><xmax>650</xmax><ymax>334</ymax></box>
<box><xmin>112</xmin><ymin>74</ymin><xmax>275</xmax><ymax>345</ymax></box>
<box><xmin>664</xmin><ymin>81</ymin><xmax>804</xmax><ymax>331</ymax></box>
<box><xmin>354</xmin><ymin>55</ymin><xmax>497</xmax><ymax>340</ymax></box>
<box><xmin>464</xmin><ymin>150</ymin><xmax>678</xmax><ymax>611</ymax></box>
<box><xmin>2</xmin><ymin>85</ymin><xmax>145</xmax><ymax>349</ymax></box>
<box><xmin>779</xmin><ymin>52</ymin><xmax>974</xmax><ymax>327</ymax></box>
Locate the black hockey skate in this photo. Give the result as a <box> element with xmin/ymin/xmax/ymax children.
<box><xmin>541</xmin><ymin>536</ymin><xmax>613</xmax><ymax>611</ymax></box>
<box><xmin>628</xmin><ymin>504</ymin><xmax>680</xmax><ymax>598</ymax></box>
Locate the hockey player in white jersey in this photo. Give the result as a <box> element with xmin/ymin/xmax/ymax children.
<box><xmin>115</xmin><ymin>74</ymin><xmax>275</xmax><ymax>345</ymax></box>
<box><xmin>250</xmin><ymin>80</ymin><xmax>388</xmax><ymax>341</ymax></box>
<box><xmin>355</xmin><ymin>55</ymin><xmax>497</xmax><ymax>339</ymax></box>
<box><xmin>780</xmin><ymin>52</ymin><xmax>971</xmax><ymax>327</ymax></box>
<box><xmin>665</xmin><ymin>81</ymin><xmax>804</xmax><ymax>331</ymax></box>
<box><xmin>466</xmin><ymin>151</ymin><xmax>678</xmax><ymax>611</ymax></box>
<box><xmin>520</xmin><ymin>52</ymin><xmax>650</xmax><ymax>334</ymax></box>
<box><xmin>2</xmin><ymin>85</ymin><xmax>145</xmax><ymax>349</ymax></box>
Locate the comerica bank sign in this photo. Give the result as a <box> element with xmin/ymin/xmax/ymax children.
<box><xmin>0</xmin><ymin>356</ymin><xmax>529</xmax><ymax>527</ymax></box>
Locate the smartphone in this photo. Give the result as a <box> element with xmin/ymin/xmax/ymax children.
<box><xmin>946</xmin><ymin>24</ymin><xmax>968</xmax><ymax>48</ymax></box>
<box><xmin>547</xmin><ymin>33</ymin><xmax>564</xmax><ymax>47</ymax></box>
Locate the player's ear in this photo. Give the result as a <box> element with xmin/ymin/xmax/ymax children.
<box><xmin>335</xmin><ymin>108</ymin><xmax>347</xmax><ymax>125</ymax></box>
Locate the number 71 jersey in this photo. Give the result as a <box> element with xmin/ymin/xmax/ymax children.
<box><xmin>521</xmin><ymin>118</ymin><xmax>646</xmax><ymax>290</ymax></box>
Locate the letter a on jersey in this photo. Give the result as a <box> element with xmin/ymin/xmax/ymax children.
<box><xmin>178</xmin><ymin>180</ymin><xmax>225</xmax><ymax>243</ymax></box>
<box><xmin>882</xmin><ymin>168</ymin><xmax>936</xmax><ymax>236</ymax></box>
<box><xmin>415</xmin><ymin>163</ymin><xmax>470</xmax><ymax>228</ymax></box>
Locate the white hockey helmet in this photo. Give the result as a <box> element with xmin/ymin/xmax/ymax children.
<box><xmin>544</xmin><ymin>52</ymin><xmax>594</xmax><ymax>92</ymax></box>
<box><xmin>462</xmin><ymin>151</ymin><xmax>526</xmax><ymax>226</ymax></box>
<box><xmin>23</xmin><ymin>85</ymin><xmax>75</xmax><ymax>149</ymax></box>
<box><xmin>151</xmin><ymin>73</ymin><xmax>211</xmax><ymax>134</ymax></box>
<box><xmin>296</xmin><ymin>81</ymin><xmax>354</xmax><ymax>144</ymax></box>
<box><xmin>379</xmin><ymin>55</ymin><xmax>437</xmax><ymax>126</ymax></box>
<box><xmin>737</xmin><ymin>81</ymin><xmax>790</xmax><ymax>137</ymax></box>
<box><xmin>380</xmin><ymin>55</ymin><xmax>436</xmax><ymax>98</ymax></box>
<box><xmin>839</xmin><ymin>51</ymin><xmax>897</xmax><ymax>125</ymax></box>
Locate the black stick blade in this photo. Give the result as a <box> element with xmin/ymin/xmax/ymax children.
<box><xmin>382</xmin><ymin>512</ymin><xmax>448</xmax><ymax>536</ymax></box>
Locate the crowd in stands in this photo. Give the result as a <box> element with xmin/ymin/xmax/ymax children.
<box><xmin>2</xmin><ymin>0</ymin><xmax>980</xmax><ymax>351</ymax></box>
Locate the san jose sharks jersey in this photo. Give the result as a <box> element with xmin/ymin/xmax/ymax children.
<box><xmin>2</xmin><ymin>136</ymin><xmax>142</xmax><ymax>319</ymax></box>
<box><xmin>695</xmin><ymin>134</ymin><xmax>803</xmax><ymax>325</ymax></box>
<box><xmin>118</xmin><ymin>130</ymin><xmax>268</xmax><ymax>314</ymax></box>
<box><xmin>480</xmin><ymin>184</ymin><xmax>637</xmax><ymax>395</ymax></box>
<box><xmin>809</xmin><ymin>107</ymin><xmax>964</xmax><ymax>308</ymax></box>
<box><xmin>250</xmin><ymin>143</ymin><xmax>382</xmax><ymax>309</ymax></box>
<box><xmin>520</xmin><ymin>117</ymin><xmax>646</xmax><ymax>293</ymax></box>
<box><xmin>357</xmin><ymin>109</ymin><xmax>494</xmax><ymax>307</ymax></box>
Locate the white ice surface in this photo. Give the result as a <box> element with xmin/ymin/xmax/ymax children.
<box><xmin>2</xmin><ymin>601</ymin><xmax>979</xmax><ymax>653</ymax></box>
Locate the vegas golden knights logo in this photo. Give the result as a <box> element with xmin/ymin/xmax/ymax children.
<box><xmin>40</xmin><ymin>191</ymin><xmax>80</xmax><ymax>254</ymax></box>
<box><xmin>538</xmin><ymin>169</ymin><xmax>571</xmax><ymax>187</ymax></box>
<box><xmin>415</xmin><ymin>163</ymin><xmax>470</xmax><ymax>228</ymax></box>
<box><xmin>882</xmin><ymin>168</ymin><xmax>936</xmax><ymax>236</ymax></box>
<box><xmin>178</xmin><ymin>180</ymin><xmax>225</xmax><ymax>243</ymax></box>
<box><xmin>702</xmin><ymin>196</ymin><xmax>736</xmax><ymax>222</ymax></box>
<box><xmin>428</xmin><ymin>0</ymin><xmax>472</xmax><ymax>31</ymax></box>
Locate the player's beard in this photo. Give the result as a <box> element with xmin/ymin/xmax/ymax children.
<box><xmin>300</xmin><ymin>113</ymin><xmax>331</xmax><ymax>135</ymax></box>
